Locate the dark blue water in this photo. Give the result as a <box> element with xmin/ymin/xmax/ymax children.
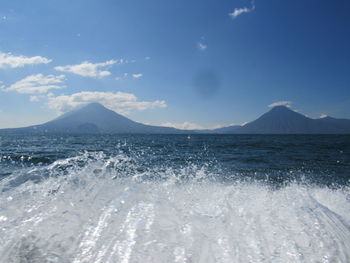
<box><xmin>1</xmin><ymin>134</ymin><xmax>349</xmax><ymax>186</ymax></box>
<box><xmin>0</xmin><ymin>134</ymin><xmax>349</xmax><ymax>262</ymax></box>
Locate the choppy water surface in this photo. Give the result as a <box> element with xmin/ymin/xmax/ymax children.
<box><xmin>0</xmin><ymin>134</ymin><xmax>349</xmax><ymax>262</ymax></box>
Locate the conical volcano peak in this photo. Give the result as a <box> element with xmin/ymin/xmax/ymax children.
<box><xmin>14</xmin><ymin>101</ymin><xmax>183</xmax><ymax>134</ymax></box>
<box><xmin>85</xmin><ymin>102</ymin><xmax>103</xmax><ymax>107</ymax></box>
<box><xmin>269</xmin><ymin>105</ymin><xmax>293</xmax><ymax>112</ymax></box>
<box><xmin>80</xmin><ymin>102</ymin><xmax>108</xmax><ymax>111</ymax></box>
<box><xmin>266</xmin><ymin>105</ymin><xmax>304</xmax><ymax>118</ymax></box>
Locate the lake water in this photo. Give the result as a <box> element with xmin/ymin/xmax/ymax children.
<box><xmin>0</xmin><ymin>134</ymin><xmax>349</xmax><ymax>262</ymax></box>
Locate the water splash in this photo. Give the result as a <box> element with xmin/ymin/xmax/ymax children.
<box><xmin>0</xmin><ymin>152</ymin><xmax>349</xmax><ymax>262</ymax></box>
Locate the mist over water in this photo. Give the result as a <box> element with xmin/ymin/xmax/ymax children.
<box><xmin>0</xmin><ymin>134</ymin><xmax>349</xmax><ymax>262</ymax></box>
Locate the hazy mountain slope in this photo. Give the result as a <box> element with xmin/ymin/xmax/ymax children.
<box><xmin>234</xmin><ymin>106</ymin><xmax>350</xmax><ymax>134</ymax></box>
<box><xmin>1</xmin><ymin>103</ymin><xmax>184</xmax><ymax>134</ymax></box>
<box><xmin>313</xmin><ymin>116</ymin><xmax>350</xmax><ymax>133</ymax></box>
<box><xmin>1</xmin><ymin>104</ymin><xmax>349</xmax><ymax>134</ymax></box>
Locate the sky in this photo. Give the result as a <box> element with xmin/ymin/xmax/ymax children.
<box><xmin>0</xmin><ymin>0</ymin><xmax>349</xmax><ymax>129</ymax></box>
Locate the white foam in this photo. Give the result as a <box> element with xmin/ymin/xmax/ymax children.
<box><xmin>0</xmin><ymin>153</ymin><xmax>349</xmax><ymax>262</ymax></box>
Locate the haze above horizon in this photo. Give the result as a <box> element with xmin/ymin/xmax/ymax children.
<box><xmin>0</xmin><ymin>0</ymin><xmax>349</xmax><ymax>129</ymax></box>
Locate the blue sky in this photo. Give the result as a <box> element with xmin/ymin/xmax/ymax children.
<box><xmin>0</xmin><ymin>0</ymin><xmax>349</xmax><ymax>129</ymax></box>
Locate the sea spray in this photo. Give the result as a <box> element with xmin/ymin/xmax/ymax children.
<box><xmin>1</xmin><ymin>150</ymin><xmax>349</xmax><ymax>262</ymax></box>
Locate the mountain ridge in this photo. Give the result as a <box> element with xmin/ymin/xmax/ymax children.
<box><xmin>0</xmin><ymin>103</ymin><xmax>185</xmax><ymax>134</ymax></box>
<box><xmin>1</xmin><ymin>103</ymin><xmax>349</xmax><ymax>134</ymax></box>
<box><xmin>230</xmin><ymin>106</ymin><xmax>350</xmax><ymax>134</ymax></box>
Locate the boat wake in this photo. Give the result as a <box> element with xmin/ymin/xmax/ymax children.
<box><xmin>1</xmin><ymin>152</ymin><xmax>349</xmax><ymax>262</ymax></box>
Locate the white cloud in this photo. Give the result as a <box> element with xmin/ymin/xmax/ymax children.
<box><xmin>160</xmin><ymin>122</ymin><xmax>205</xmax><ymax>130</ymax></box>
<box><xmin>197</xmin><ymin>42</ymin><xmax>207</xmax><ymax>51</ymax></box>
<box><xmin>47</xmin><ymin>91</ymin><xmax>167</xmax><ymax>115</ymax></box>
<box><xmin>115</xmin><ymin>73</ymin><xmax>128</xmax><ymax>80</ymax></box>
<box><xmin>29</xmin><ymin>95</ymin><xmax>40</xmax><ymax>102</ymax></box>
<box><xmin>5</xmin><ymin>74</ymin><xmax>65</xmax><ymax>94</ymax></box>
<box><xmin>0</xmin><ymin>52</ymin><xmax>52</xmax><ymax>68</ymax></box>
<box><xmin>158</xmin><ymin>122</ymin><xmax>232</xmax><ymax>130</ymax></box>
<box><xmin>116</xmin><ymin>73</ymin><xmax>143</xmax><ymax>80</ymax></box>
<box><xmin>268</xmin><ymin>101</ymin><xmax>292</xmax><ymax>108</ymax></box>
<box><xmin>132</xmin><ymin>73</ymin><xmax>143</xmax><ymax>79</ymax></box>
<box><xmin>229</xmin><ymin>2</ymin><xmax>255</xmax><ymax>19</ymax></box>
<box><xmin>320</xmin><ymin>114</ymin><xmax>328</xmax><ymax>118</ymax></box>
<box><xmin>55</xmin><ymin>60</ymin><xmax>117</xmax><ymax>78</ymax></box>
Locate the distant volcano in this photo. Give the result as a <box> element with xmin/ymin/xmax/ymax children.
<box><xmin>1</xmin><ymin>102</ymin><xmax>184</xmax><ymax>134</ymax></box>
<box><xmin>233</xmin><ymin>106</ymin><xmax>350</xmax><ymax>134</ymax></box>
<box><xmin>1</xmin><ymin>103</ymin><xmax>349</xmax><ymax>134</ymax></box>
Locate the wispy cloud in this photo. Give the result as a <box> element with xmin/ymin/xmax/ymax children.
<box><xmin>160</xmin><ymin>122</ymin><xmax>205</xmax><ymax>130</ymax></box>
<box><xmin>29</xmin><ymin>95</ymin><xmax>40</xmax><ymax>102</ymax></box>
<box><xmin>55</xmin><ymin>60</ymin><xmax>117</xmax><ymax>78</ymax></box>
<box><xmin>116</xmin><ymin>73</ymin><xmax>143</xmax><ymax>80</ymax></box>
<box><xmin>0</xmin><ymin>52</ymin><xmax>52</xmax><ymax>68</ymax></box>
<box><xmin>47</xmin><ymin>91</ymin><xmax>167</xmax><ymax>115</ymax></box>
<box><xmin>145</xmin><ymin>56</ymin><xmax>151</xmax><ymax>60</ymax></box>
<box><xmin>4</xmin><ymin>74</ymin><xmax>65</xmax><ymax>94</ymax></box>
<box><xmin>115</xmin><ymin>73</ymin><xmax>128</xmax><ymax>81</ymax></box>
<box><xmin>132</xmin><ymin>73</ymin><xmax>143</xmax><ymax>79</ymax></box>
<box><xmin>268</xmin><ymin>101</ymin><xmax>292</xmax><ymax>108</ymax></box>
<box><xmin>158</xmin><ymin>122</ymin><xmax>231</xmax><ymax>130</ymax></box>
<box><xmin>197</xmin><ymin>42</ymin><xmax>208</xmax><ymax>51</ymax></box>
<box><xmin>229</xmin><ymin>2</ymin><xmax>255</xmax><ymax>19</ymax></box>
